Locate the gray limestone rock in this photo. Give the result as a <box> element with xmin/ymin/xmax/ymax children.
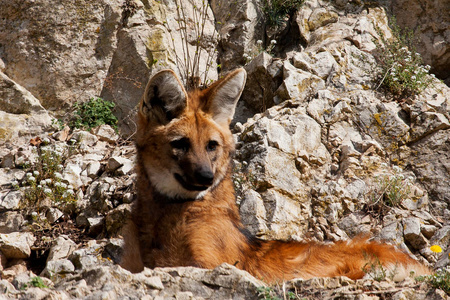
<box><xmin>107</xmin><ymin>156</ymin><xmax>134</xmax><ymax>175</ymax></box>
<box><xmin>0</xmin><ymin>190</ymin><xmax>22</xmax><ymax>211</ymax></box>
<box><xmin>403</xmin><ymin>217</ymin><xmax>428</xmax><ymax>250</ymax></box>
<box><xmin>0</xmin><ymin>211</ymin><xmax>24</xmax><ymax>234</ymax></box>
<box><xmin>276</xmin><ymin>61</ymin><xmax>325</xmax><ymax>102</ymax></box>
<box><xmin>0</xmin><ymin>232</ymin><xmax>36</xmax><ymax>259</ymax></box>
<box><xmin>93</xmin><ymin>125</ymin><xmax>119</xmax><ymax>143</ymax></box>
<box><xmin>0</xmin><ymin>0</ymin><xmax>123</xmax><ymax>111</ymax></box>
<box><xmin>47</xmin><ymin>236</ymin><xmax>77</xmax><ymax>262</ymax></box>
<box><xmin>430</xmin><ymin>226</ymin><xmax>450</xmax><ymax>251</ymax></box>
<box><xmin>241</xmin><ymin>52</ymin><xmax>283</xmax><ymax>113</ymax></box>
<box><xmin>239</xmin><ymin>190</ymin><xmax>269</xmax><ymax>237</ymax></box>
<box><xmin>41</xmin><ymin>259</ymin><xmax>75</xmax><ymax>277</ymax></box>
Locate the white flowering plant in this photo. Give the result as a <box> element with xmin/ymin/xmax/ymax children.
<box><xmin>21</xmin><ymin>145</ymin><xmax>77</xmax><ymax>216</ymax></box>
<box><xmin>243</xmin><ymin>39</ymin><xmax>277</xmax><ymax>64</ymax></box>
<box><xmin>373</xmin><ymin>17</ymin><xmax>434</xmax><ymax>97</ymax></box>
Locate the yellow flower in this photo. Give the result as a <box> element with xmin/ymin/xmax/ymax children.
<box><xmin>430</xmin><ymin>245</ymin><xmax>442</xmax><ymax>253</ymax></box>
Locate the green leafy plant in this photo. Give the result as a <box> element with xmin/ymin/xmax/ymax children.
<box><xmin>71</xmin><ymin>97</ymin><xmax>118</xmax><ymax>130</ymax></box>
<box><xmin>51</xmin><ymin>118</ymin><xmax>65</xmax><ymax>131</ymax></box>
<box><xmin>362</xmin><ymin>251</ymin><xmax>405</xmax><ymax>282</ymax></box>
<box><xmin>257</xmin><ymin>286</ymin><xmax>281</xmax><ymax>300</ymax></box>
<box><xmin>257</xmin><ymin>286</ymin><xmax>296</xmax><ymax>300</ymax></box>
<box><xmin>417</xmin><ymin>269</ymin><xmax>450</xmax><ymax>295</ymax></box>
<box><xmin>261</xmin><ymin>0</ymin><xmax>304</xmax><ymax>26</ymax></box>
<box><xmin>29</xmin><ymin>276</ymin><xmax>49</xmax><ymax>289</ymax></box>
<box><xmin>373</xmin><ymin>17</ymin><xmax>434</xmax><ymax>97</ymax></box>
<box><xmin>20</xmin><ymin>276</ymin><xmax>49</xmax><ymax>290</ymax></box>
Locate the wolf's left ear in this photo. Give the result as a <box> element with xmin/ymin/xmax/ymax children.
<box><xmin>140</xmin><ymin>70</ymin><xmax>187</xmax><ymax>124</ymax></box>
<box><xmin>208</xmin><ymin>68</ymin><xmax>247</xmax><ymax>126</ymax></box>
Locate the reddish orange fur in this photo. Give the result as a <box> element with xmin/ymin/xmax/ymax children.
<box><xmin>121</xmin><ymin>69</ymin><xmax>430</xmax><ymax>282</ymax></box>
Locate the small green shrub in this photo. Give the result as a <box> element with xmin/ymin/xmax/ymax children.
<box><xmin>20</xmin><ymin>276</ymin><xmax>49</xmax><ymax>290</ymax></box>
<box><xmin>365</xmin><ymin>164</ymin><xmax>415</xmax><ymax>221</ymax></box>
<box><xmin>261</xmin><ymin>0</ymin><xmax>304</xmax><ymax>26</ymax></box>
<box><xmin>374</xmin><ymin>17</ymin><xmax>434</xmax><ymax>97</ymax></box>
<box><xmin>71</xmin><ymin>97</ymin><xmax>118</xmax><ymax>130</ymax></box>
<box><xmin>370</xmin><ymin>164</ymin><xmax>413</xmax><ymax>207</ymax></box>
<box><xmin>257</xmin><ymin>286</ymin><xmax>296</xmax><ymax>300</ymax></box>
<box><xmin>257</xmin><ymin>286</ymin><xmax>281</xmax><ymax>300</ymax></box>
<box><xmin>417</xmin><ymin>269</ymin><xmax>450</xmax><ymax>295</ymax></box>
<box><xmin>29</xmin><ymin>276</ymin><xmax>49</xmax><ymax>289</ymax></box>
<box><xmin>51</xmin><ymin>118</ymin><xmax>65</xmax><ymax>131</ymax></box>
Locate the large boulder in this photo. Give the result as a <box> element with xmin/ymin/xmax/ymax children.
<box><xmin>0</xmin><ymin>232</ymin><xmax>36</xmax><ymax>259</ymax></box>
<box><xmin>0</xmin><ymin>0</ymin><xmax>122</xmax><ymax>111</ymax></box>
<box><xmin>0</xmin><ymin>71</ymin><xmax>52</xmax><ymax>145</ymax></box>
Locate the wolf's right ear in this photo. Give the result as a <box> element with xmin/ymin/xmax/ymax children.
<box><xmin>140</xmin><ymin>70</ymin><xmax>187</xmax><ymax>124</ymax></box>
<box><xmin>206</xmin><ymin>68</ymin><xmax>247</xmax><ymax>126</ymax></box>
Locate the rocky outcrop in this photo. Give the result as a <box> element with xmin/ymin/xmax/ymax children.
<box><xmin>2</xmin><ymin>263</ymin><xmax>448</xmax><ymax>299</ymax></box>
<box><xmin>0</xmin><ymin>0</ymin><xmax>219</xmax><ymax>137</ymax></box>
<box><xmin>0</xmin><ymin>0</ymin><xmax>450</xmax><ymax>298</ymax></box>
<box><xmin>0</xmin><ymin>0</ymin><xmax>122</xmax><ymax>112</ymax></box>
<box><xmin>0</xmin><ymin>71</ymin><xmax>52</xmax><ymax>145</ymax></box>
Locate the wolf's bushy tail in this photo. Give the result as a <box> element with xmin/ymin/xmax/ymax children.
<box><xmin>246</xmin><ymin>237</ymin><xmax>430</xmax><ymax>282</ymax></box>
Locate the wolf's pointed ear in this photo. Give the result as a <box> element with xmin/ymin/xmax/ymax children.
<box><xmin>208</xmin><ymin>68</ymin><xmax>247</xmax><ymax>126</ymax></box>
<box><xmin>140</xmin><ymin>70</ymin><xmax>187</xmax><ymax>124</ymax></box>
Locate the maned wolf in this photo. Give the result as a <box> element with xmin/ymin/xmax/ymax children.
<box><xmin>121</xmin><ymin>68</ymin><xmax>430</xmax><ymax>282</ymax></box>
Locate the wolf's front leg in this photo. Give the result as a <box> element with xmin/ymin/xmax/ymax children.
<box><xmin>120</xmin><ymin>220</ymin><xmax>144</xmax><ymax>273</ymax></box>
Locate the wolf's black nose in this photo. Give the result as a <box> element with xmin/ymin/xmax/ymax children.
<box><xmin>194</xmin><ymin>167</ymin><xmax>214</xmax><ymax>185</ymax></box>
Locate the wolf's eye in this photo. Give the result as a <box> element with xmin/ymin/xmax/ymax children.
<box><xmin>206</xmin><ymin>140</ymin><xmax>219</xmax><ymax>152</ymax></box>
<box><xmin>170</xmin><ymin>138</ymin><xmax>190</xmax><ymax>151</ymax></box>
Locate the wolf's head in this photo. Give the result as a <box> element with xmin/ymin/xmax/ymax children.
<box><xmin>136</xmin><ymin>69</ymin><xmax>247</xmax><ymax>200</ymax></box>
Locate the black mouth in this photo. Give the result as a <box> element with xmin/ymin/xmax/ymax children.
<box><xmin>174</xmin><ymin>173</ymin><xmax>209</xmax><ymax>191</ymax></box>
